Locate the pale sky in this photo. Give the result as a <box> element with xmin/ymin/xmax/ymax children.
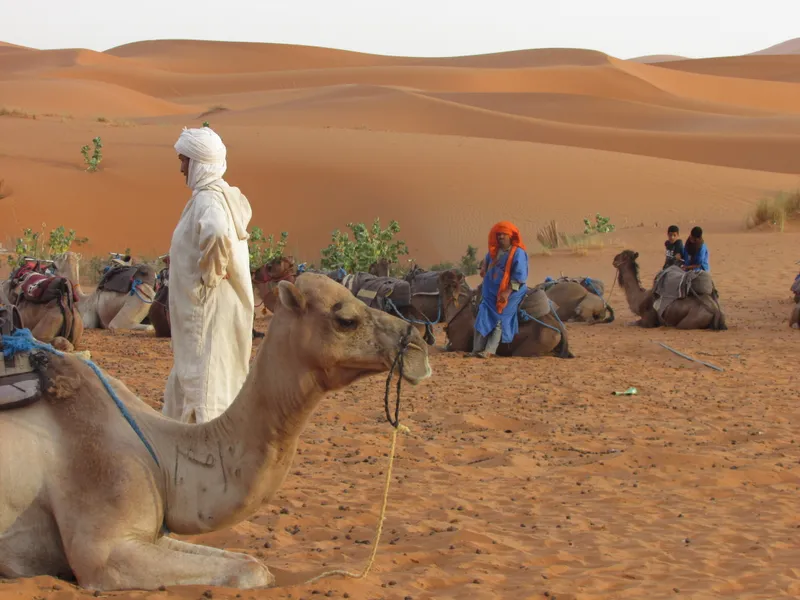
<box><xmin>3</xmin><ymin>0</ymin><xmax>798</xmax><ymax>59</ymax></box>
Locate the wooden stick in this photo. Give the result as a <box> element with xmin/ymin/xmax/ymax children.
<box><xmin>656</xmin><ymin>342</ymin><xmax>724</xmax><ymax>372</ymax></box>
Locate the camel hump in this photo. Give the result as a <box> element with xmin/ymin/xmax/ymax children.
<box><xmin>520</xmin><ymin>288</ymin><xmax>551</xmax><ymax>319</ymax></box>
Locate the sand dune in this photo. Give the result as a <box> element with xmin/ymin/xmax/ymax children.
<box><xmin>628</xmin><ymin>54</ymin><xmax>688</xmax><ymax>63</ymax></box>
<box><xmin>749</xmin><ymin>36</ymin><xmax>800</xmax><ymax>55</ymax></box>
<box><xmin>2</xmin><ymin>38</ymin><xmax>799</xmax><ymax>260</ymax></box>
<box><xmin>2</xmin><ymin>36</ymin><xmax>800</xmax><ymax>600</ymax></box>
<box><xmin>652</xmin><ymin>55</ymin><xmax>800</xmax><ymax>83</ymax></box>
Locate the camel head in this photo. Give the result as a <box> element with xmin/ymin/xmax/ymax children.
<box><xmin>52</xmin><ymin>251</ymin><xmax>81</xmax><ymax>283</ymax></box>
<box><xmin>271</xmin><ymin>273</ymin><xmax>431</xmax><ymax>390</ymax></box>
<box><xmin>368</xmin><ymin>258</ymin><xmax>391</xmax><ymax>277</ymax></box>
<box><xmin>438</xmin><ymin>269</ymin><xmax>466</xmax><ymax>310</ymax></box>
<box><xmin>265</xmin><ymin>256</ymin><xmax>295</xmax><ymax>279</ymax></box>
<box><xmin>612</xmin><ymin>250</ymin><xmax>641</xmax><ymax>286</ymax></box>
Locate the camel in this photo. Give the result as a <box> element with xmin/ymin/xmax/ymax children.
<box><xmin>0</xmin><ymin>273</ymin><xmax>431</xmax><ymax>590</ymax></box>
<box><xmin>538</xmin><ymin>280</ymin><xmax>615</xmax><ymax>324</ymax></box>
<box><xmin>3</xmin><ymin>262</ymin><xmax>83</xmax><ymax>352</ymax></box>
<box><xmin>611</xmin><ymin>250</ymin><xmax>727</xmax><ymax>330</ymax></box>
<box><xmin>440</xmin><ymin>280</ymin><xmax>572</xmax><ymax>358</ymax></box>
<box><xmin>149</xmin><ymin>261</ymin><xmax>171</xmax><ymax>338</ymax></box>
<box><xmin>368</xmin><ymin>258</ymin><xmax>391</xmax><ymax>277</ymax></box>
<box><xmin>252</xmin><ymin>256</ymin><xmax>298</xmax><ymax>315</ymax></box>
<box><xmin>53</xmin><ymin>252</ymin><xmax>155</xmax><ymax>331</ymax></box>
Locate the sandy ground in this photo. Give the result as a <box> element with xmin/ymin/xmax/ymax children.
<box><xmin>2</xmin><ymin>37</ymin><xmax>800</xmax><ymax>600</ymax></box>
<box><xmin>2</xmin><ymin>230</ymin><xmax>799</xmax><ymax>600</ymax></box>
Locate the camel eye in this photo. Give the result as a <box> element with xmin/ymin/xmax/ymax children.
<box><xmin>335</xmin><ymin>316</ymin><xmax>359</xmax><ymax>330</ymax></box>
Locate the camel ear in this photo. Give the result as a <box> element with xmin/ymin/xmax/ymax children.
<box><xmin>634</xmin><ymin>252</ymin><xmax>639</xmax><ymax>258</ymax></box>
<box><xmin>277</xmin><ymin>281</ymin><xmax>307</xmax><ymax>315</ymax></box>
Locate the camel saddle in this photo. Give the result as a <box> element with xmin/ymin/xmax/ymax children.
<box><xmin>653</xmin><ymin>266</ymin><xmax>715</xmax><ymax>319</ymax></box>
<box><xmin>342</xmin><ymin>272</ymin><xmax>411</xmax><ymax>311</ymax></box>
<box><xmin>405</xmin><ymin>269</ymin><xmax>441</xmax><ymax>296</ymax></box>
<box><xmin>98</xmin><ymin>264</ymin><xmax>156</xmax><ymax>294</ymax></box>
<box><xmin>538</xmin><ymin>276</ymin><xmax>605</xmax><ymax>298</ymax></box>
<box><xmin>0</xmin><ymin>305</ymin><xmax>44</xmax><ymax>411</ymax></box>
<box><xmin>16</xmin><ymin>273</ymin><xmax>78</xmax><ymax>305</ymax></box>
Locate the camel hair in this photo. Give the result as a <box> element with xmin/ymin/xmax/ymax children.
<box><xmin>53</xmin><ymin>252</ymin><xmax>154</xmax><ymax>331</ymax></box>
<box><xmin>0</xmin><ymin>273</ymin><xmax>432</xmax><ymax>590</ymax></box>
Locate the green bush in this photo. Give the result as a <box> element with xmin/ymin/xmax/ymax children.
<box><xmin>320</xmin><ymin>218</ymin><xmax>408</xmax><ymax>274</ymax></box>
<box><xmin>583</xmin><ymin>213</ymin><xmax>615</xmax><ymax>234</ymax></box>
<box><xmin>249</xmin><ymin>228</ymin><xmax>289</xmax><ymax>270</ymax></box>
<box><xmin>81</xmin><ymin>137</ymin><xmax>103</xmax><ymax>172</ymax></box>
<box><xmin>6</xmin><ymin>224</ymin><xmax>88</xmax><ymax>267</ymax></box>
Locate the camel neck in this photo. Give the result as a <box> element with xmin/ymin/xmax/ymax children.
<box><xmin>619</xmin><ymin>264</ymin><xmax>647</xmax><ymax>316</ymax></box>
<box><xmin>159</xmin><ymin>323</ymin><xmax>328</xmax><ymax>534</ymax></box>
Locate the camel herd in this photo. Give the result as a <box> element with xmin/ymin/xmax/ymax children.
<box><xmin>0</xmin><ymin>246</ymin><xmax>739</xmax><ymax>360</ymax></box>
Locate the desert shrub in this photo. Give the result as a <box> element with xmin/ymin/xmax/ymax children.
<box><xmin>430</xmin><ymin>261</ymin><xmax>455</xmax><ymax>271</ymax></box>
<box><xmin>6</xmin><ymin>224</ymin><xmax>88</xmax><ymax>267</ymax></box>
<box><xmin>81</xmin><ymin>137</ymin><xmax>103</xmax><ymax>172</ymax></box>
<box><xmin>249</xmin><ymin>228</ymin><xmax>289</xmax><ymax>270</ymax></box>
<box><xmin>747</xmin><ymin>192</ymin><xmax>800</xmax><ymax>232</ymax></box>
<box><xmin>320</xmin><ymin>218</ymin><xmax>409</xmax><ymax>274</ymax></box>
<box><xmin>459</xmin><ymin>244</ymin><xmax>479</xmax><ymax>275</ymax></box>
<box><xmin>537</xmin><ymin>220</ymin><xmax>560</xmax><ymax>249</ymax></box>
<box><xmin>583</xmin><ymin>213</ymin><xmax>615</xmax><ymax>234</ymax></box>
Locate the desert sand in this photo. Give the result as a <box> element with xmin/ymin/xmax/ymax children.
<box><xmin>1</xmin><ymin>37</ymin><xmax>800</xmax><ymax>600</ymax></box>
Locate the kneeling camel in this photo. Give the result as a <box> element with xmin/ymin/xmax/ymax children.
<box><xmin>612</xmin><ymin>249</ymin><xmax>726</xmax><ymax>330</ymax></box>
<box><xmin>0</xmin><ymin>273</ymin><xmax>431</xmax><ymax>590</ymax></box>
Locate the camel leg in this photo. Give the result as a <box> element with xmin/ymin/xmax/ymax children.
<box><xmin>73</xmin><ymin>537</ymin><xmax>274</xmax><ymax>591</ymax></box>
<box><xmin>107</xmin><ymin>295</ymin><xmax>154</xmax><ymax>331</ymax></box>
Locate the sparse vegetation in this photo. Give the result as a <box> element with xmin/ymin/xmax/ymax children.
<box><xmin>0</xmin><ymin>107</ymin><xmax>36</xmax><ymax>119</ymax></box>
<box><xmin>97</xmin><ymin>116</ymin><xmax>108</xmax><ymax>123</ymax></box>
<box><xmin>583</xmin><ymin>213</ymin><xmax>615</xmax><ymax>235</ymax></box>
<box><xmin>6</xmin><ymin>224</ymin><xmax>88</xmax><ymax>267</ymax></box>
<box><xmin>537</xmin><ymin>220</ymin><xmax>560</xmax><ymax>249</ymax></box>
<box><xmin>81</xmin><ymin>137</ymin><xmax>103</xmax><ymax>172</ymax></box>
<box><xmin>746</xmin><ymin>191</ymin><xmax>800</xmax><ymax>232</ymax></box>
<box><xmin>248</xmin><ymin>228</ymin><xmax>289</xmax><ymax>270</ymax></box>
<box><xmin>459</xmin><ymin>244</ymin><xmax>479</xmax><ymax>275</ymax></box>
<box><xmin>320</xmin><ymin>219</ymin><xmax>409</xmax><ymax>274</ymax></box>
<box><xmin>202</xmin><ymin>121</ymin><xmax>210</xmax><ymax>128</ymax></box>
<box><xmin>430</xmin><ymin>261</ymin><xmax>455</xmax><ymax>271</ymax></box>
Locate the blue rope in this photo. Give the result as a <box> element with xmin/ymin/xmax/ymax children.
<box><xmin>518</xmin><ymin>309</ymin><xmax>561</xmax><ymax>333</ymax></box>
<box><xmin>1</xmin><ymin>328</ymin><xmax>160</xmax><ymax>467</ymax></box>
<box><xmin>129</xmin><ymin>279</ymin><xmax>154</xmax><ymax>304</ymax></box>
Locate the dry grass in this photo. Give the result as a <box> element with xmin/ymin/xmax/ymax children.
<box><xmin>746</xmin><ymin>191</ymin><xmax>800</xmax><ymax>231</ymax></box>
<box><xmin>0</xmin><ymin>107</ymin><xmax>36</xmax><ymax>119</ymax></box>
<box><xmin>197</xmin><ymin>105</ymin><xmax>230</xmax><ymax>119</ymax></box>
<box><xmin>537</xmin><ymin>220</ymin><xmax>560</xmax><ymax>249</ymax></box>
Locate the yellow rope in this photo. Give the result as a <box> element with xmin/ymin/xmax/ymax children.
<box><xmin>303</xmin><ymin>423</ymin><xmax>409</xmax><ymax>585</ymax></box>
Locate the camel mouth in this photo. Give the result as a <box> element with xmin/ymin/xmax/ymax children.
<box><xmin>396</xmin><ymin>341</ymin><xmax>431</xmax><ymax>385</ymax></box>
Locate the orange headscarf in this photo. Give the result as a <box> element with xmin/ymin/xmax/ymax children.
<box><xmin>487</xmin><ymin>221</ymin><xmax>526</xmax><ymax>313</ymax></box>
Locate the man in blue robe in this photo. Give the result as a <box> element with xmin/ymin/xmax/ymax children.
<box><xmin>472</xmin><ymin>221</ymin><xmax>528</xmax><ymax>358</ymax></box>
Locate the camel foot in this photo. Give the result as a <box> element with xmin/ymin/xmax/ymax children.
<box><xmin>51</xmin><ymin>337</ymin><xmax>74</xmax><ymax>352</ymax></box>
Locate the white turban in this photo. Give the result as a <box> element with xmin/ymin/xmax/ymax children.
<box><xmin>175</xmin><ymin>127</ymin><xmax>227</xmax><ymax>191</ymax></box>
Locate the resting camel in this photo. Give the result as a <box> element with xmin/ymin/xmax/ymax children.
<box><xmin>612</xmin><ymin>250</ymin><xmax>727</xmax><ymax>330</ymax></box>
<box><xmin>538</xmin><ymin>280</ymin><xmax>615</xmax><ymax>324</ymax></box>
<box><xmin>252</xmin><ymin>256</ymin><xmax>298</xmax><ymax>314</ymax></box>
<box><xmin>0</xmin><ymin>273</ymin><xmax>431</xmax><ymax>590</ymax></box>
<box><xmin>53</xmin><ymin>252</ymin><xmax>154</xmax><ymax>331</ymax></box>
<box><xmin>441</xmin><ymin>281</ymin><xmax>572</xmax><ymax>358</ymax></box>
<box><xmin>3</xmin><ymin>262</ymin><xmax>83</xmax><ymax>352</ymax></box>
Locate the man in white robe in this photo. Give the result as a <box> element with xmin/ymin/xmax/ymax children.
<box><xmin>162</xmin><ymin>127</ymin><xmax>254</xmax><ymax>423</ymax></box>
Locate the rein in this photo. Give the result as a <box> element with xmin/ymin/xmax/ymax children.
<box><xmin>305</xmin><ymin>323</ymin><xmax>414</xmax><ymax>585</ymax></box>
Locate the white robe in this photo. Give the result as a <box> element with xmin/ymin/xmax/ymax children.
<box><xmin>162</xmin><ymin>180</ymin><xmax>254</xmax><ymax>423</ymax></box>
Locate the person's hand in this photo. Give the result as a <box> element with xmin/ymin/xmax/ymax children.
<box><xmin>498</xmin><ymin>288</ymin><xmax>511</xmax><ymax>304</ymax></box>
